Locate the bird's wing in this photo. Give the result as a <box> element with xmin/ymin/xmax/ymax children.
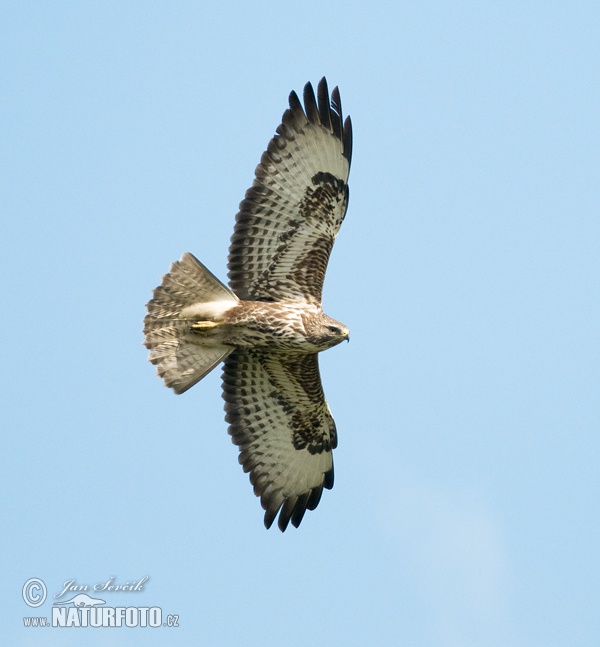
<box><xmin>222</xmin><ymin>349</ymin><xmax>337</xmax><ymax>531</ymax></box>
<box><xmin>228</xmin><ymin>77</ymin><xmax>352</xmax><ymax>306</ymax></box>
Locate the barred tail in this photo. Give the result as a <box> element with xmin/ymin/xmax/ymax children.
<box><xmin>143</xmin><ymin>252</ymin><xmax>238</xmax><ymax>394</ymax></box>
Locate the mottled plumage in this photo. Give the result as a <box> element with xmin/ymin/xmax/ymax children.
<box><xmin>144</xmin><ymin>78</ymin><xmax>352</xmax><ymax>530</ymax></box>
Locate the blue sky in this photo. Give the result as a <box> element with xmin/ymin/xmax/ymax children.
<box><xmin>2</xmin><ymin>2</ymin><xmax>599</xmax><ymax>645</ymax></box>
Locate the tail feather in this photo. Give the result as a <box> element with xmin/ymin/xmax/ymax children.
<box><xmin>144</xmin><ymin>253</ymin><xmax>238</xmax><ymax>394</ymax></box>
<box><xmin>147</xmin><ymin>252</ymin><xmax>237</xmax><ymax>318</ymax></box>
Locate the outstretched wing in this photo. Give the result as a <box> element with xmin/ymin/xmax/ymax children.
<box><xmin>228</xmin><ymin>77</ymin><xmax>352</xmax><ymax>306</ymax></box>
<box><xmin>222</xmin><ymin>350</ymin><xmax>337</xmax><ymax>531</ymax></box>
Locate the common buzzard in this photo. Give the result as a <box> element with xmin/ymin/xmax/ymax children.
<box><xmin>144</xmin><ymin>78</ymin><xmax>352</xmax><ymax>531</ymax></box>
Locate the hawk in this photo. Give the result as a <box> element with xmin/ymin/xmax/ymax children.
<box><xmin>144</xmin><ymin>78</ymin><xmax>352</xmax><ymax>531</ymax></box>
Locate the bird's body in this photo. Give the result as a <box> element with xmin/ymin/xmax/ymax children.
<box><xmin>187</xmin><ymin>294</ymin><xmax>347</xmax><ymax>354</ymax></box>
<box><xmin>144</xmin><ymin>78</ymin><xmax>352</xmax><ymax>531</ymax></box>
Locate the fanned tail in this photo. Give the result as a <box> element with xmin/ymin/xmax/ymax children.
<box><xmin>144</xmin><ymin>252</ymin><xmax>238</xmax><ymax>394</ymax></box>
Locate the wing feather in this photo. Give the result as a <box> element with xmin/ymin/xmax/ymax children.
<box><xmin>317</xmin><ymin>78</ymin><xmax>333</xmax><ymax>131</ymax></box>
<box><xmin>222</xmin><ymin>350</ymin><xmax>337</xmax><ymax>531</ymax></box>
<box><xmin>228</xmin><ymin>78</ymin><xmax>352</xmax><ymax>305</ymax></box>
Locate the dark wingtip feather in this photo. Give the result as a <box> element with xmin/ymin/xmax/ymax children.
<box><xmin>306</xmin><ymin>484</ymin><xmax>324</xmax><ymax>511</ymax></box>
<box><xmin>317</xmin><ymin>77</ymin><xmax>332</xmax><ymax>131</ymax></box>
<box><xmin>324</xmin><ymin>464</ymin><xmax>334</xmax><ymax>490</ymax></box>
<box><xmin>264</xmin><ymin>508</ymin><xmax>277</xmax><ymax>530</ymax></box>
<box><xmin>277</xmin><ymin>497</ymin><xmax>297</xmax><ymax>532</ymax></box>
<box><xmin>303</xmin><ymin>81</ymin><xmax>319</xmax><ymax>124</ymax></box>
<box><xmin>288</xmin><ymin>89</ymin><xmax>303</xmax><ymax>115</ymax></box>
<box><xmin>330</xmin><ymin>86</ymin><xmax>342</xmax><ymax>140</ymax></box>
<box><xmin>290</xmin><ymin>492</ymin><xmax>310</xmax><ymax>528</ymax></box>
<box><xmin>343</xmin><ymin>116</ymin><xmax>353</xmax><ymax>168</ymax></box>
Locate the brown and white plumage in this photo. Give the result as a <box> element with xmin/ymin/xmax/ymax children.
<box><xmin>223</xmin><ymin>351</ymin><xmax>337</xmax><ymax>531</ymax></box>
<box><xmin>144</xmin><ymin>78</ymin><xmax>352</xmax><ymax>530</ymax></box>
<box><xmin>228</xmin><ymin>79</ymin><xmax>352</xmax><ymax>304</ymax></box>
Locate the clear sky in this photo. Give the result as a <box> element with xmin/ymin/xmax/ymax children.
<box><xmin>2</xmin><ymin>2</ymin><xmax>599</xmax><ymax>645</ymax></box>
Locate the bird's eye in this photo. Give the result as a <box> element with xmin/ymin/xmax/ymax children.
<box><xmin>327</xmin><ymin>325</ymin><xmax>340</xmax><ymax>334</ymax></box>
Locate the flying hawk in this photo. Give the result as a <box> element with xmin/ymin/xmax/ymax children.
<box><xmin>144</xmin><ymin>78</ymin><xmax>352</xmax><ymax>531</ymax></box>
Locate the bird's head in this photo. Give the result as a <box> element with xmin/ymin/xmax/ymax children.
<box><xmin>306</xmin><ymin>312</ymin><xmax>349</xmax><ymax>350</ymax></box>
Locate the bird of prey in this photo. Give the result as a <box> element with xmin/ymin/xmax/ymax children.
<box><xmin>144</xmin><ymin>78</ymin><xmax>352</xmax><ymax>531</ymax></box>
